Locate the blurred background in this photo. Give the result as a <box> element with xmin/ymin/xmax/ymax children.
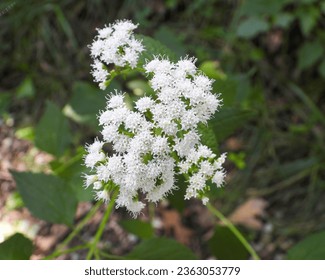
<box><xmin>0</xmin><ymin>0</ymin><xmax>324</xmax><ymax>260</ymax></box>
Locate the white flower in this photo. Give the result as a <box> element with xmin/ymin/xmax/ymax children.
<box><xmin>212</xmin><ymin>170</ymin><xmax>226</xmax><ymax>187</ymax></box>
<box><xmin>124</xmin><ymin>111</ymin><xmax>145</xmax><ymax>133</ymax></box>
<box><xmin>95</xmin><ymin>190</ymin><xmax>110</xmax><ymax>203</ymax></box>
<box><xmin>144</xmin><ymin>57</ymin><xmax>173</xmax><ymax>74</ymax></box>
<box><xmin>85</xmin><ymin>174</ymin><xmax>97</xmax><ymax>188</ymax></box>
<box><xmin>107</xmin><ymin>93</ymin><xmax>125</xmax><ymax>109</ymax></box>
<box><xmin>99</xmin><ymin>106</ymin><xmax>128</xmax><ymax>126</ymax></box>
<box><xmin>199</xmin><ymin>161</ymin><xmax>215</xmax><ymax>177</ymax></box>
<box><xmin>96</xmin><ymin>164</ymin><xmax>111</xmax><ymax>182</ymax></box>
<box><xmin>202</xmin><ymin>197</ymin><xmax>209</xmax><ymax>205</ymax></box>
<box><xmin>135</xmin><ymin>96</ymin><xmax>154</xmax><ymax>113</ymax></box>
<box><xmin>151</xmin><ymin>136</ymin><xmax>170</xmax><ymax>155</ymax></box>
<box><xmin>84</xmin><ymin>140</ymin><xmax>105</xmax><ymax>168</ymax></box>
<box><xmin>89</xmin><ymin>19</ymin><xmax>144</xmax><ymax>90</ymax></box>
<box><xmin>87</xmin><ymin>139</ymin><xmax>103</xmax><ymax>154</ymax></box>
<box><xmin>91</xmin><ymin>59</ymin><xmax>109</xmax><ymax>85</ymax></box>
<box><xmin>174</xmin><ymin>130</ymin><xmax>200</xmax><ymax>157</ymax></box>
<box><xmin>176</xmin><ymin>56</ymin><xmax>197</xmax><ymax>77</ymax></box>
<box><xmin>93</xmin><ymin>181</ymin><xmax>102</xmax><ymax>190</ymax></box>
<box><xmin>84</xmin><ymin>50</ymin><xmax>226</xmax><ymax>216</ymax></box>
<box><xmin>84</xmin><ymin>152</ymin><xmax>105</xmax><ymax>169</ymax></box>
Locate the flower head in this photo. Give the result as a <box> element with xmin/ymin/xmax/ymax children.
<box><xmin>89</xmin><ymin>19</ymin><xmax>144</xmax><ymax>90</ymax></box>
<box><xmin>84</xmin><ymin>23</ymin><xmax>226</xmax><ymax>216</ymax></box>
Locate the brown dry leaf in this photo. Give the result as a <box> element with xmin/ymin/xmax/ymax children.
<box><xmin>225</xmin><ymin>137</ymin><xmax>243</xmax><ymax>151</ymax></box>
<box><xmin>161</xmin><ymin>209</ymin><xmax>193</xmax><ymax>245</ymax></box>
<box><xmin>228</xmin><ymin>198</ymin><xmax>268</xmax><ymax>230</ymax></box>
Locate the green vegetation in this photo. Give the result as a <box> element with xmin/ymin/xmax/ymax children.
<box><xmin>0</xmin><ymin>0</ymin><xmax>324</xmax><ymax>260</ymax></box>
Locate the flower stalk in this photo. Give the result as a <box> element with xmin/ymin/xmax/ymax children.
<box><xmin>86</xmin><ymin>191</ymin><xmax>118</xmax><ymax>260</ymax></box>
<box><xmin>206</xmin><ymin>202</ymin><xmax>260</xmax><ymax>260</ymax></box>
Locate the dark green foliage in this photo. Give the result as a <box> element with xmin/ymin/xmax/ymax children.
<box><xmin>35</xmin><ymin>101</ymin><xmax>72</xmax><ymax>157</ymax></box>
<box><xmin>65</xmin><ymin>81</ymin><xmax>122</xmax><ymax>129</ymax></box>
<box><xmin>126</xmin><ymin>237</ymin><xmax>198</xmax><ymax>260</ymax></box>
<box><xmin>120</xmin><ymin>220</ymin><xmax>155</xmax><ymax>239</ymax></box>
<box><xmin>136</xmin><ymin>35</ymin><xmax>178</xmax><ymax>65</ymax></box>
<box><xmin>0</xmin><ymin>233</ymin><xmax>33</xmax><ymax>260</ymax></box>
<box><xmin>287</xmin><ymin>231</ymin><xmax>325</xmax><ymax>260</ymax></box>
<box><xmin>2</xmin><ymin>0</ymin><xmax>325</xmax><ymax>260</ymax></box>
<box><xmin>208</xmin><ymin>108</ymin><xmax>256</xmax><ymax>142</ymax></box>
<box><xmin>198</xmin><ymin>123</ymin><xmax>219</xmax><ymax>154</ymax></box>
<box><xmin>12</xmin><ymin>171</ymin><xmax>78</xmax><ymax>226</ymax></box>
<box><xmin>154</xmin><ymin>26</ymin><xmax>187</xmax><ymax>58</ymax></box>
<box><xmin>51</xmin><ymin>148</ymin><xmax>94</xmax><ymax>202</ymax></box>
<box><xmin>236</xmin><ymin>17</ymin><xmax>269</xmax><ymax>38</ymax></box>
<box><xmin>208</xmin><ymin>226</ymin><xmax>250</xmax><ymax>260</ymax></box>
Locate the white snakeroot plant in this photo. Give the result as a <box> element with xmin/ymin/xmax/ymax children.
<box><xmin>75</xmin><ymin>19</ymin><xmax>259</xmax><ymax>261</ymax></box>
<box><xmin>84</xmin><ymin>19</ymin><xmax>226</xmax><ymax>217</ymax></box>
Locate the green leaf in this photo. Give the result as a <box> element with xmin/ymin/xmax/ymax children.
<box><xmin>70</xmin><ymin>81</ymin><xmax>106</xmax><ymax>115</ymax></box>
<box><xmin>297</xmin><ymin>6</ymin><xmax>320</xmax><ymax>36</ymax></box>
<box><xmin>51</xmin><ymin>148</ymin><xmax>93</xmax><ymax>202</ymax></box>
<box><xmin>0</xmin><ymin>92</ymin><xmax>11</xmax><ymax>115</ymax></box>
<box><xmin>200</xmin><ymin>61</ymin><xmax>227</xmax><ymax>80</ymax></box>
<box><xmin>298</xmin><ymin>41</ymin><xmax>323</xmax><ymax>71</ymax></box>
<box><xmin>239</xmin><ymin>0</ymin><xmax>288</xmax><ymax>16</ymax></box>
<box><xmin>287</xmin><ymin>231</ymin><xmax>325</xmax><ymax>260</ymax></box>
<box><xmin>168</xmin><ymin>174</ymin><xmax>187</xmax><ymax>213</ymax></box>
<box><xmin>322</xmin><ymin>2</ymin><xmax>325</xmax><ymax>13</ymax></box>
<box><xmin>53</xmin><ymin>5</ymin><xmax>78</xmax><ymax>49</ymax></box>
<box><xmin>228</xmin><ymin>152</ymin><xmax>246</xmax><ymax>170</ymax></box>
<box><xmin>0</xmin><ymin>233</ymin><xmax>33</xmax><ymax>260</ymax></box>
<box><xmin>12</xmin><ymin>171</ymin><xmax>78</xmax><ymax>226</ymax></box>
<box><xmin>120</xmin><ymin>220</ymin><xmax>154</xmax><ymax>239</ymax></box>
<box><xmin>273</xmin><ymin>13</ymin><xmax>294</xmax><ymax>28</ymax></box>
<box><xmin>5</xmin><ymin>191</ymin><xmax>24</xmax><ymax>211</ymax></box>
<box><xmin>237</xmin><ymin>17</ymin><xmax>269</xmax><ymax>38</ymax></box>
<box><xmin>209</xmin><ymin>108</ymin><xmax>255</xmax><ymax>141</ymax></box>
<box><xmin>64</xmin><ymin>81</ymin><xmax>120</xmax><ymax>128</ymax></box>
<box><xmin>154</xmin><ymin>26</ymin><xmax>187</xmax><ymax>57</ymax></box>
<box><xmin>35</xmin><ymin>101</ymin><xmax>72</xmax><ymax>157</ymax></box>
<box><xmin>15</xmin><ymin>126</ymin><xmax>35</xmax><ymax>141</ymax></box>
<box><xmin>318</xmin><ymin>59</ymin><xmax>325</xmax><ymax>78</ymax></box>
<box><xmin>198</xmin><ymin>123</ymin><xmax>219</xmax><ymax>154</ymax></box>
<box><xmin>126</xmin><ymin>237</ymin><xmax>198</xmax><ymax>260</ymax></box>
<box><xmin>208</xmin><ymin>226</ymin><xmax>250</xmax><ymax>260</ymax></box>
<box><xmin>213</xmin><ymin>77</ymin><xmax>238</xmax><ymax>107</ymax></box>
<box><xmin>275</xmin><ymin>157</ymin><xmax>318</xmax><ymax>180</ymax></box>
<box><xmin>16</xmin><ymin>77</ymin><xmax>35</xmax><ymax>99</ymax></box>
<box><xmin>298</xmin><ymin>0</ymin><xmax>318</xmax><ymax>3</ymax></box>
<box><xmin>127</xmin><ymin>79</ymin><xmax>154</xmax><ymax>96</ymax></box>
<box><xmin>136</xmin><ymin>35</ymin><xmax>178</xmax><ymax>66</ymax></box>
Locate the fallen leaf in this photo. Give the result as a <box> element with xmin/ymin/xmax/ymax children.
<box><xmin>161</xmin><ymin>209</ymin><xmax>193</xmax><ymax>245</ymax></box>
<box><xmin>228</xmin><ymin>198</ymin><xmax>268</xmax><ymax>230</ymax></box>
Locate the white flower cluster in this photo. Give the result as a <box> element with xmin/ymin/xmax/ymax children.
<box><xmin>84</xmin><ymin>55</ymin><xmax>226</xmax><ymax>217</ymax></box>
<box><xmin>89</xmin><ymin>20</ymin><xmax>144</xmax><ymax>90</ymax></box>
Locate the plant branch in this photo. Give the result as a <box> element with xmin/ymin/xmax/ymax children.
<box><xmin>44</xmin><ymin>244</ymin><xmax>90</xmax><ymax>260</ymax></box>
<box><xmin>86</xmin><ymin>191</ymin><xmax>118</xmax><ymax>260</ymax></box>
<box><xmin>44</xmin><ymin>200</ymin><xmax>102</xmax><ymax>259</ymax></box>
<box><xmin>206</xmin><ymin>202</ymin><xmax>260</xmax><ymax>260</ymax></box>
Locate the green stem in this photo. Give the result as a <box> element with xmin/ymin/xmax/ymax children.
<box><xmin>44</xmin><ymin>200</ymin><xmax>102</xmax><ymax>259</ymax></box>
<box><xmin>62</xmin><ymin>200</ymin><xmax>102</xmax><ymax>247</ymax></box>
<box><xmin>86</xmin><ymin>191</ymin><xmax>118</xmax><ymax>260</ymax></box>
<box><xmin>206</xmin><ymin>202</ymin><xmax>260</xmax><ymax>260</ymax></box>
<box><xmin>44</xmin><ymin>244</ymin><xmax>90</xmax><ymax>260</ymax></box>
<box><xmin>98</xmin><ymin>250</ymin><xmax>126</xmax><ymax>260</ymax></box>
